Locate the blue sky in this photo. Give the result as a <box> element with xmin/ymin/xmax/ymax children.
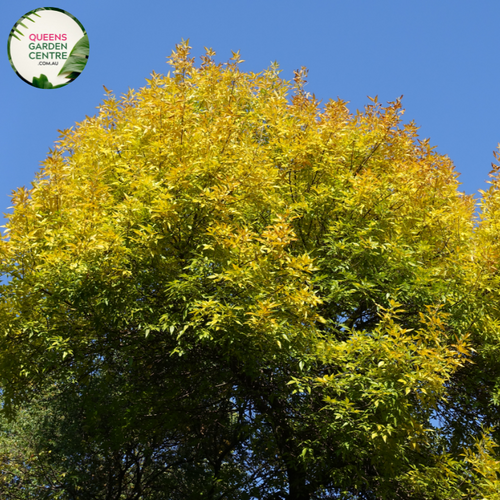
<box><xmin>1</xmin><ymin>0</ymin><xmax>499</xmax><ymax>222</ymax></box>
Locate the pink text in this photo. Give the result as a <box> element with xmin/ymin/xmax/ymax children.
<box><xmin>29</xmin><ymin>33</ymin><xmax>67</xmax><ymax>42</ymax></box>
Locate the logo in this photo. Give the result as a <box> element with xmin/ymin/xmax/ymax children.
<box><xmin>7</xmin><ymin>7</ymin><xmax>89</xmax><ymax>89</ymax></box>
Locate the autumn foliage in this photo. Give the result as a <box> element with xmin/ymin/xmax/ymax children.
<box><xmin>1</xmin><ymin>41</ymin><xmax>500</xmax><ymax>499</ymax></box>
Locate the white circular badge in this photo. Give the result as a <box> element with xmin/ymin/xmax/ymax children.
<box><xmin>7</xmin><ymin>7</ymin><xmax>89</xmax><ymax>89</ymax></box>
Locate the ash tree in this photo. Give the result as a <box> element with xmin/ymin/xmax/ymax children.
<box><xmin>1</xmin><ymin>41</ymin><xmax>500</xmax><ymax>499</ymax></box>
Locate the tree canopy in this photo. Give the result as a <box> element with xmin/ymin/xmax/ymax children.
<box><xmin>1</xmin><ymin>41</ymin><xmax>500</xmax><ymax>499</ymax></box>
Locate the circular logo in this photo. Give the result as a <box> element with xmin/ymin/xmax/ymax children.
<box><xmin>7</xmin><ymin>7</ymin><xmax>89</xmax><ymax>89</ymax></box>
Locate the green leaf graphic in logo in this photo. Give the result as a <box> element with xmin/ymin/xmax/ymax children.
<box><xmin>7</xmin><ymin>10</ymin><xmax>40</xmax><ymax>67</ymax></box>
<box><xmin>58</xmin><ymin>35</ymin><xmax>89</xmax><ymax>81</ymax></box>
<box><xmin>32</xmin><ymin>74</ymin><xmax>54</xmax><ymax>89</ymax></box>
<box><xmin>9</xmin><ymin>10</ymin><xmax>41</xmax><ymax>41</ymax></box>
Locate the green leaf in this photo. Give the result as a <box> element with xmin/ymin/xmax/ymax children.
<box><xmin>32</xmin><ymin>74</ymin><xmax>54</xmax><ymax>89</ymax></box>
<box><xmin>58</xmin><ymin>58</ymin><xmax>87</xmax><ymax>77</ymax></box>
<box><xmin>58</xmin><ymin>35</ymin><xmax>89</xmax><ymax>79</ymax></box>
<box><xmin>70</xmin><ymin>34</ymin><xmax>90</xmax><ymax>57</ymax></box>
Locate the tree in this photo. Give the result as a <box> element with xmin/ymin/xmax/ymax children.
<box><xmin>1</xmin><ymin>41</ymin><xmax>499</xmax><ymax>499</ymax></box>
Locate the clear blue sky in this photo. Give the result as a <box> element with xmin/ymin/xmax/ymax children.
<box><xmin>2</xmin><ymin>0</ymin><xmax>499</xmax><ymax>221</ymax></box>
